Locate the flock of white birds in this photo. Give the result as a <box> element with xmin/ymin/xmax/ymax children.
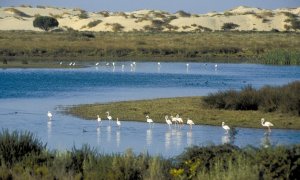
<box><xmin>47</xmin><ymin>111</ymin><xmax>274</xmax><ymax>133</ymax></box>
<box><xmin>59</xmin><ymin>61</ymin><xmax>221</xmax><ymax>72</ymax></box>
<box><xmin>50</xmin><ymin>61</ymin><xmax>275</xmax><ymax>133</ymax></box>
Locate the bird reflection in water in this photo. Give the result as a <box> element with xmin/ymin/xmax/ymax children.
<box><xmin>176</xmin><ymin>130</ymin><xmax>182</xmax><ymax>147</ymax></box>
<box><xmin>222</xmin><ymin>134</ymin><xmax>230</xmax><ymax>144</ymax></box>
<box><xmin>96</xmin><ymin>127</ymin><xmax>101</xmax><ymax>145</ymax></box>
<box><xmin>47</xmin><ymin>121</ymin><xmax>52</xmax><ymax>139</ymax></box>
<box><xmin>187</xmin><ymin>130</ymin><xmax>193</xmax><ymax>146</ymax></box>
<box><xmin>116</xmin><ymin>130</ymin><xmax>120</xmax><ymax>148</ymax></box>
<box><xmin>165</xmin><ymin>130</ymin><xmax>171</xmax><ymax>150</ymax></box>
<box><xmin>107</xmin><ymin>126</ymin><xmax>111</xmax><ymax>143</ymax></box>
<box><xmin>146</xmin><ymin>129</ymin><xmax>152</xmax><ymax>146</ymax></box>
<box><xmin>261</xmin><ymin>133</ymin><xmax>271</xmax><ymax>148</ymax></box>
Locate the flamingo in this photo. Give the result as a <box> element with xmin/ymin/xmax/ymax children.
<box><xmin>121</xmin><ymin>64</ymin><xmax>125</xmax><ymax>71</ymax></box>
<box><xmin>116</xmin><ymin>118</ymin><xmax>121</xmax><ymax>129</ymax></box>
<box><xmin>97</xmin><ymin>115</ymin><xmax>101</xmax><ymax>126</ymax></box>
<box><xmin>261</xmin><ymin>118</ymin><xmax>274</xmax><ymax>132</ymax></box>
<box><xmin>214</xmin><ymin>64</ymin><xmax>218</xmax><ymax>70</ymax></box>
<box><xmin>187</xmin><ymin>118</ymin><xmax>195</xmax><ymax>129</ymax></box>
<box><xmin>47</xmin><ymin>111</ymin><xmax>52</xmax><ymax>121</ymax></box>
<box><xmin>106</xmin><ymin>111</ymin><xmax>112</xmax><ymax>124</ymax></box>
<box><xmin>69</xmin><ymin>62</ymin><xmax>73</xmax><ymax>66</ymax></box>
<box><xmin>95</xmin><ymin>62</ymin><xmax>99</xmax><ymax>66</ymax></box>
<box><xmin>146</xmin><ymin>115</ymin><xmax>154</xmax><ymax>128</ymax></box>
<box><xmin>170</xmin><ymin>115</ymin><xmax>178</xmax><ymax>127</ymax></box>
<box><xmin>165</xmin><ymin>115</ymin><xmax>172</xmax><ymax>128</ymax></box>
<box><xmin>72</xmin><ymin>62</ymin><xmax>76</xmax><ymax>66</ymax></box>
<box><xmin>176</xmin><ymin>114</ymin><xmax>184</xmax><ymax>126</ymax></box>
<box><xmin>59</xmin><ymin>61</ymin><xmax>62</xmax><ymax>65</ymax></box>
<box><xmin>222</xmin><ymin>122</ymin><xmax>230</xmax><ymax>134</ymax></box>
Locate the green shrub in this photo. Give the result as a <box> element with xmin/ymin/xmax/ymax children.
<box><xmin>176</xmin><ymin>10</ymin><xmax>191</xmax><ymax>17</ymax></box>
<box><xmin>4</xmin><ymin>8</ymin><xmax>31</xmax><ymax>17</ymax></box>
<box><xmin>203</xmin><ymin>81</ymin><xmax>300</xmax><ymax>115</ymax></box>
<box><xmin>0</xmin><ymin>129</ymin><xmax>45</xmax><ymax>167</ymax></box>
<box><xmin>221</xmin><ymin>22</ymin><xmax>239</xmax><ymax>31</ymax></box>
<box><xmin>87</xmin><ymin>20</ymin><xmax>102</xmax><ymax>28</ymax></box>
<box><xmin>33</xmin><ymin>16</ymin><xmax>59</xmax><ymax>31</ymax></box>
<box><xmin>110</xmin><ymin>23</ymin><xmax>124</xmax><ymax>32</ymax></box>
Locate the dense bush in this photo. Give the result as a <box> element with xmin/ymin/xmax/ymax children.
<box><xmin>33</xmin><ymin>16</ymin><xmax>59</xmax><ymax>31</ymax></box>
<box><xmin>0</xmin><ymin>129</ymin><xmax>299</xmax><ymax>180</ymax></box>
<box><xmin>176</xmin><ymin>10</ymin><xmax>191</xmax><ymax>17</ymax></box>
<box><xmin>87</xmin><ymin>20</ymin><xmax>102</xmax><ymax>28</ymax></box>
<box><xmin>0</xmin><ymin>129</ymin><xmax>45</xmax><ymax>167</ymax></box>
<box><xmin>221</xmin><ymin>22</ymin><xmax>239</xmax><ymax>30</ymax></box>
<box><xmin>203</xmin><ymin>81</ymin><xmax>300</xmax><ymax>115</ymax></box>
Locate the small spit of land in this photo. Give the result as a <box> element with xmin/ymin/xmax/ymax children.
<box><xmin>69</xmin><ymin>81</ymin><xmax>300</xmax><ymax>129</ymax></box>
<box><xmin>0</xmin><ymin>129</ymin><xmax>299</xmax><ymax>179</ymax></box>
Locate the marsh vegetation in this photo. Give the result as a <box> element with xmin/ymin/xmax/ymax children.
<box><xmin>0</xmin><ymin>130</ymin><xmax>299</xmax><ymax>179</ymax></box>
<box><xmin>1</xmin><ymin>31</ymin><xmax>300</xmax><ymax>65</ymax></box>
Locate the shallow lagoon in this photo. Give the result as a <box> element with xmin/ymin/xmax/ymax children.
<box><xmin>0</xmin><ymin>62</ymin><xmax>300</xmax><ymax>157</ymax></box>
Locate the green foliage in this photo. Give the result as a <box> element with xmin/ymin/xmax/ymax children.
<box><xmin>0</xmin><ymin>129</ymin><xmax>45</xmax><ymax>167</ymax></box>
<box><xmin>261</xmin><ymin>49</ymin><xmax>300</xmax><ymax>65</ymax></box>
<box><xmin>176</xmin><ymin>10</ymin><xmax>191</xmax><ymax>17</ymax></box>
<box><xmin>78</xmin><ymin>10</ymin><xmax>89</xmax><ymax>19</ymax></box>
<box><xmin>110</xmin><ymin>23</ymin><xmax>124</xmax><ymax>32</ymax></box>
<box><xmin>0</xmin><ymin>131</ymin><xmax>299</xmax><ymax>180</ymax></box>
<box><xmin>87</xmin><ymin>20</ymin><xmax>102</xmax><ymax>28</ymax></box>
<box><xmin>203</xmin><ymin>81</ymin><xmax>300</xmax><ymax>116</ymax></box>
<box><xmin>33</xmin><ymin>16</ymin><xmax>59</xmax><ymax>31</ymax></box>
<box><xmin>4</xmin><ymin>8</ymin><xmax>31</xmax><ymax>17</ymax></box>
<box><xmin>221</xmin><ymin>22</ymin><xmax>239</xmax><ymax>30</ymax></box>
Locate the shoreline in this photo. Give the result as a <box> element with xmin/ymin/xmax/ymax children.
<box><xmin>67</xmin><ymin>96</ymin><xmax>300</xmax><ymax>130</ymax></box>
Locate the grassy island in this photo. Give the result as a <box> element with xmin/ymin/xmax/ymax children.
<box><xmin>68</xmin><ymin>82</ymin><xmax>300</xmax><ymax>129</ymax></box>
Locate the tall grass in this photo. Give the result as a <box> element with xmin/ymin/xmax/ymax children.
<box><xmin>261</xmin><ymin>49</ymin><xmax>300</xmax><ymax>65</ymax></box>
<box><xmin>203</xmin><ymin>81</ymin><xmax>300</xmax><ymax>116</ymax></box>
<box><xmin>0</xmin><ymin>129</ymin><xmax>45</xmax><ymax>167</ymax></box>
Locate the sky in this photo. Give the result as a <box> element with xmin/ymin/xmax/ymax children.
<box><xmin>1</xmin><ymin>0</ymin><xmax>300</xmax><ymax>13</ymax></box>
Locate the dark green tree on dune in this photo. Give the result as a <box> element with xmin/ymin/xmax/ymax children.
<box><xmin>33</xmin><ymin>16</ymin><xmax>59</xmax><ymax>31</ymax></box>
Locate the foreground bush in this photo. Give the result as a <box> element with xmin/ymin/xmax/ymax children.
<box><xmin>0</xmin><ymin>130</ymin><xmax>299</xmax><ymax>179</ymax></box>
<box><xmin>203</xmin><ymin>81</ymin><xmax>300</xmax><ymax>116</ymax></box>
<box><xmin>0</xmin><ymin>129</ymin><xmax>45</xmax><ymax>166</ymax></box>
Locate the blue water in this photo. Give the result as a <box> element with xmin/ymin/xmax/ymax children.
<box><xmin>0</xmin><ymin>62</ymin><xmax>299</xmax><ymax>157</ymax></box>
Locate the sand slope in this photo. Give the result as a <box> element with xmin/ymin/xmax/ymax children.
<box><xmin>0</xmin><ymin>5</ymin><xmax>299</xmax><ymax>32</ymax></box>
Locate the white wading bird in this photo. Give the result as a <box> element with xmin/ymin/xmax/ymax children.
<box><xmin>106</xmin><ymin>111</ymin><xmax>112</xmax><ymax>124</ymax></box>
<box><xmin>116</xmin><ymin>118</ymin><xmax>121</xmax><ymax>128</ymax></box>
<box><xmin>187</xmin><ymin>118</ymin><xmax>195</xmax><ymax>129</ymax></box>
<box><xmin>261</xmin><ymin>118</ymin><xmax>274</xmax><ymax>132</ymax></box>
<box><xmin>165</xmin><ymin>115</ymin><xmax>172</xmax><ymax>128</ymax></box>
<box><xmin>97</xmin><ymin>115</ymin><xmax>101</xmax><ymax>126</ymax></box>
<box><xmin>146</xmin><ymin>115</ymin><xmax>154</xmax><ymax>128</ymax></box>
<box><xmin>222</xmin><ymin>122</ymin><xmax>230</xmax><ymax>134</ymax></box>
<box><xmin>47</xmin><ymin>111</ymin><xmax>52</xmax><ymax>121</ymax></box>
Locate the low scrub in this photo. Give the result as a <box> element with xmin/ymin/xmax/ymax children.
<box><xmin>4</xmin><ymin>8</ymin><xmax>31</xmax><ymax>17</ymax></box>
<box><xmin>87</xmin><ymin>20</ymin><xmax>102</xmax><ymax>28</ymax></box>
<box><xmin>0</xmin><ymin>129</ymin><xmax>45</xmax><ymax>167</ymax></box>
<box><xmin>203</xmin><ymin>81</ymin><xmax>300</xmax><ymax>116</ymax></box>
<box><xmin>0</xmin><ymin>130</ymin><xmax>299</xmax><ymax>180</ymax></box>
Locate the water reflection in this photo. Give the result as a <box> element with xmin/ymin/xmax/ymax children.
<box><xmin>261</xmin><ymin>133</ymin><xmax>271</xmax><ymax>148</ymax></box>
<box><xmin>47</xmin><ymin>121</ymin><xmax>52</xmax><ymax>139</ymax></box>
<box><xmin>107</xmin><ymin>126</ymin><xmax>111</xmax><ymax>143</ymax></box>
<box><xmin>222</xmin><ymin>134</ymin><xmax>230</xmax><ymax>144</ymax></box>
<box><xmin>146</xmin><ymin>129</ymin><xmax>152</xmax><ymax>146</ymax></box>
<box><xmin>97</xmin><ymin>127</ymin><xmax>101</xmax><ymax>145</ymax></box>
<box><xmin>165</xmin><ymin>130</ymin><xmax>171</xmax><ymax>150</ymax></box>
<box><xmin>116</xmin><ymin>130</ymin><xmax>120</xmax><ymax>148</ymax></box>
<box><xmin>176</xmin><ymin>130</ymin><xmax>183</xmax><ymax>148</ymax></box>
<box><xmin>187</xmin><ymin>130</ymin><xmax>193</xmax><ymax>146</ymax></box>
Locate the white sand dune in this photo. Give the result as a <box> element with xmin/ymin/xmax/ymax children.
<box><xmin>0</xmin><ymin>6</ymin><xmax>299</xmax><ymax>32</ymax></box>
